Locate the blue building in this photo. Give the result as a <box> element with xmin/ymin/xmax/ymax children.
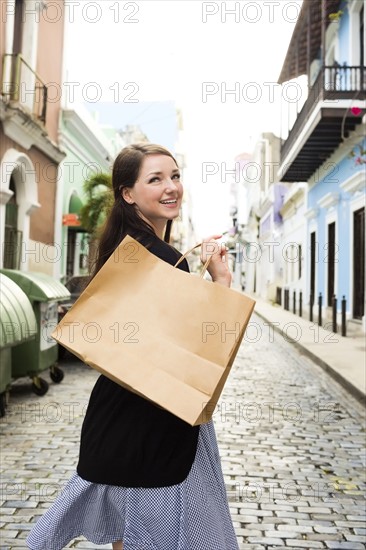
<box><xmin>278</xmin><ymin>0</ymin><xmax>365</xmax><ymax>332</ymax></box>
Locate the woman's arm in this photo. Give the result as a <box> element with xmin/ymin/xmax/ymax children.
<box><xmin>200</xmin><ymin>235</ymin><xmax>232</xmax><ymax>288</ymax></box>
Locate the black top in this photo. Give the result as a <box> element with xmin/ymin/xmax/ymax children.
<box><xmin>77</xmin><ymin>233</ymin><xmax>200</xmax><ymax>487</ymax></box>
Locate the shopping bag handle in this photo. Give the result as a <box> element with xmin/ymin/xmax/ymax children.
<box><xmin>174</xmin><ymin>242</ymin><xmax>212</xmax><ymax>279</ymax></box>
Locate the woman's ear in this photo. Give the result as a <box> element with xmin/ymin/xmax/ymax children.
<box><xmin>122</xmin><ymin>187</ymin><xmax>134</xmax><ymax>204</ymax></box>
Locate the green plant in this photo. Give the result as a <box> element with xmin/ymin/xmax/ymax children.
<box><xmin>329</xmin><ymin>10</ymin><xmax>343</xmax><ymax>21</ymax></box>
<box><xmin>80</xmin><ymin>172</ymin><xmax>113</xmax><ymax>235</ymax></box>
<box><xmin>329</xmin><ymin>0</ymin><xmax>349</xmax><ymax>22</ymax></box>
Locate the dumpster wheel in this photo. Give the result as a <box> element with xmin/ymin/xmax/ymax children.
<box><xmin>32</xmin><ymin>377</ymin><xmax>49</xmax><ymax>396</ymax></box>
<box><xmin>50</xmin><ymin>365</ymin><xmax>64</xmax><ymax>384</ymax></box>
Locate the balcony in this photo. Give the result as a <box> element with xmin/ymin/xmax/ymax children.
<box><xmin>1</xmin><ymin>53</ymin><xmax>48</xmax><ymax>123</ymax></box>
<box><xmin>280</xmin><ymin>65</ymin><xmax>366</xmax><ymax>183</ymax></box>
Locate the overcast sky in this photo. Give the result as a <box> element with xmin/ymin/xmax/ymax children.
<box><xmin>63</xmin><ymin>0</ymin><xmax>302</xmax><ymax>237</ymax></box>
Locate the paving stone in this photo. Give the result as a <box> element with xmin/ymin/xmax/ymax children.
<box><xmin>307</xmin><ymin>534</ymin><xmax>344</xmax><ymax>542</ymax></box>
<box><xmin>239</xmin><ymin>509</ymin><xmax>274</xmax><ymax>517</ymax></box>
<box><xmin>247</xmin><ymin>538</ymin><xmax>285</xmax><ymax>546</ymax></box>
<box><xmin>0</xmin><ymin>509</ymin><xmax>16</xmax><ymax>516</ymax></box>
<box><xmin>264</xmin><ymin>530</ymin><xmax>300</xmax><ymax>538</ymax></box>
<box><xmin>314</xmin><ymin>526</ymin><xmax>344</xmax><ymax>534</ymax></box>
<box><xmin>238</xmin><ymin>545</ymin><xmax>266</xmax><ymax>550</ymax></box>
<box><xmin>261</xmin><ymin>518</ymin><xmax>297</xmax><ymax>525</ymax></box>
<box><xmin>325</xmin><ymin>543</ymin><xmax>366</xmax><ymax>549</ymax></box>
<box><xmin>2</xmin><ymin>524</ymin><xmax>32</xmax><ymax>530</ymax></box>
<box><xmin>261</xmin><ymin>503</ymin><xmax>295</xmax><ymax>511</ymax></box>
<box><xmin>1</xmin><ymin>314</ymin><xmax>365</xmax><ymax>550</ymax></box>
<box><xmin>239</xmin><ymin>523</ymin><xmax>267</xmax><ymax>530</ymax></box>
<box><xmin>277</xmin><ymin>524</ymin><xmax>314</xmax><ymax>533</ymax></box>
<box><xmin>285</xmin><ymin>541</ymin><xmax>325</xmax><ymax>548</ymax></box>
<box><xmin>2</xmin><ymin>501</ymin><xmax>37</xmax><ymax>509</ymax></box>
<box><xmin>298</xmin><ymin>507</ymin><xmax>340</xmax><ymax>514</ymax></box>
<box><xmin>67</xmin><ymin>542</ymin><xmax>112</xmax><ymax>549</ymax></box>
<box><xmin>312</xmin><ymin>514</ymin><xmax>347</xmax><ymax>521</ymax></box>
<box><xmin>335</xmin><ymin>521</ymin><xmax>366</xmax><ymax>528</ymax></box>
<box><xmin>0</xmin><ymin>532</ymin><xmax>19</xmax><ymax>539</ymax></box>
<box><xmin>344</xmin><ymin>534</ymin><xmax>366</xmax><ymax>542</ymax></box>
<box><xmin>276</xmin><ymin>511</ymin><xmax>311</xmax><ymax>519</ymax></box>
<box><xmin>237</xmin><ymin>515</ymin><xmax>260</xmax><ymax>523</ymax></box>
<box><xmin>235</xmin><ymin>528</ymin><xmax>263</xmax><ymax>536</ymax></box>
<box><xmin>0</xmin><ymin>543</ymin><xmax>27</xmax><ymax>550</ymax></box>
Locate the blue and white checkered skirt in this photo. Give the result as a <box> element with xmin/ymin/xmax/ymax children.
<box><xmin>26</xmin><ymin>420</ymin><xmax>239</xmax><ymax>550</ymax></box>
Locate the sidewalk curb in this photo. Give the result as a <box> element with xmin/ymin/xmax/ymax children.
<box><xmin>253</xmin><ymin>309</ymin><xmax>366</xmax><ymax>407</ymax></box>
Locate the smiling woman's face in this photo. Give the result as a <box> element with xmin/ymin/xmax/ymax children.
<box><xmin>122</xmin><ymin>154</ymin><xmax>183</xmax><ymax>236</ymax></box>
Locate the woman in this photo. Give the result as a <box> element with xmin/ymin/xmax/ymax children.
<box><xmin>27</xmin><ymin>143</ymin><xmax>238</xmax><ymax>550</ymax></box>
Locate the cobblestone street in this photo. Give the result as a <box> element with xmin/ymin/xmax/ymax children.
<box><xmin>1</xmin><ymin>313</ymin><xmax>365</xmax><ymax>550</ymax></box>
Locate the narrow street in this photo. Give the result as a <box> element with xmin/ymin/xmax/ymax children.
<box><xmin>1</xmin><ymin>313</ymin><xmax>365</xmax><ymax>550</ymax></box>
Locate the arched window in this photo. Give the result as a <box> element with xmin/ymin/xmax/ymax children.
<box><xmin>4</xmin><ymin>175</ymin><xmax>22</xmax><ymax>269</ymax></box>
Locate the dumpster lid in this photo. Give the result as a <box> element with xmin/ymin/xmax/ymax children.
<box><xmin>0</xmin><ymin>270</ymin><xmax>71</xmax><ymax>302</ymax></box>
<box><xmin>0</xmin><ymin>273</ymin><xmax>37</xmax><ymax>348</ymax></box>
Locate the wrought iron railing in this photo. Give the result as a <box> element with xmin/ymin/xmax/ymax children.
<box><xmin>281</xmin><ymin>65</ymin><xmax>366</xmax><ymax>161</ymax></box>
<box><xmin>1</xmin><ymin>53</ymin><xmax>48</xmax><ymax>123</ymax></box>
<box><xmin>323</xmin><ymin>64</ymin><xmax>365</xmax><ymax>93</ymax></box>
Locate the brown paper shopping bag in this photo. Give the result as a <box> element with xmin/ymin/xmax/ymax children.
<box><xmin>52</xmin><ymin>235</ymin><xmax>256</xmax><ymax>425</ymax></box>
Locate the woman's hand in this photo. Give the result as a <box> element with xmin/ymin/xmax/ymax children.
<box><xmin>201</xmin><ymin>235</ymin><xmax>232</xmax><ymax>288</ymax></box>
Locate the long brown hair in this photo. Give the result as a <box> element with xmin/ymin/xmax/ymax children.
<box><xmin>91</xmin><ymin>143</ymin><xmax>178</xmax><ymax>277</ymax></box>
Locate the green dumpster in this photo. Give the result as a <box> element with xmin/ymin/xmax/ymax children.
<box><xmin>0</xmin><ymin>274</ymin><xmax>37</xmax><ymax>415</ymax></box>
<box><xmin>0</xmin><ymin>269</ymin><xmax>70</xmax><ymax>396</ymax></box>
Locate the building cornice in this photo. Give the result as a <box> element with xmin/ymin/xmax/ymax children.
<box><xmin>58</xmin><ymin>132</ymin><xmax>111</xmax><ymax>172</ymax></box>
<box><xmin>281</xmin><ymin>195</ymin><xmax>305</xmax><ymax>219</ymax></box>
<box><xmin>339</xmin><ymin>170</ymin><xmax>365</xmax><ymax>195</ymax></box>
<box><xmin>259</xmin><ymin>196</ymin><xmax>273</xmax><ymax>217</ymax></box>
<box><xmin>62</xmin><ymin>109</ymin><xmax>114</xmax><ymax>162</ymax></box>
<box><xmin>280</xmin><ymin>201</ymin><xmax>296</xmax><ymax>219</ymax></box>
<box><xmin>280</xmin><ymin>182</ymin><xmax>306</xmax><ymax>219</ymax></box>
<box><xmin>318</xmin><ymin>192</ymin><xmax>340</xmax><ymax>209</ymax></box>
<box><xmin>304</xmin><ymin>207</ymin><xmax>319</xmax><ymax>220</ymax></box>
<box><xmin>0</xmin><ymin>101</ymin><xmax>65</xmax><ymax>163</ymax></box>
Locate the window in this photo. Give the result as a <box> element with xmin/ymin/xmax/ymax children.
<box><xmin>360</xmin><ymin>5</ymin><xmax>364</xmax><ymax>68</ymax></box>
<box><xmin>310</xmin><ymin>232</ymin><xmax>316</xmax><ymax>301</ymax></box>
<box><xmin>13</xmin><ymin>0</ymin><xmax>24</xmax><ymax>55</ymax></box>
<box><xmin>327</xmin><ymin>222</ymin><xmax>336</xmax><ymax>307</ymax></box>
<box><xmin>3</xmin><ymin>176</ymin><xmax>22</xmax><ymax>269</ymax></box>
<box><xmin>353</xmin><ymin>207</ymin><xmax>365</xmax><ymax>319</ymax></box>
<box><xmin>298</xmin><ymin>244</ymin><xmax>302</xmax><ymax>279</ymax></box>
